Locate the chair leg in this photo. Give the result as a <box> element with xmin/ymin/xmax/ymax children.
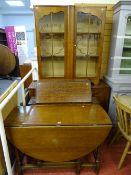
<box><xmin>118</xmin><ymin>141</ymin><xmax>130</xmax><ymax>169</ymax></box>
<box><xmin>109</xmin><ymin>128</ymin><xmax>120</xmax><ymax>146</ymax></box>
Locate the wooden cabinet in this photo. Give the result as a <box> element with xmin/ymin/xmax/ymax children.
<box><xmin>34</xmin><ymin>6</ymin><xmax>68</xmax><ymax>78</ymax></box>
<box><xmin>74</xmin><ymin>6</ymin><xmax>106</xmax><ymax>84</ymax></box>
<box><xmin>34</xmin><ymin>5</ymin><xmax>106</xmax><ymax>84</ymax></box>
<box><xmin>28</xmin><ymin>80</ymin><xmax>110</xmax><ymax>112</ymax></box>
<box><xmin>20</xmin><ymin>63</ymin><xmax>32</xmax><ymax>89</ymax></box>
<box><xmin>92</xmin><ymin>81</ymin><xmax>111</xmax><ymax>112</ymax></box>
<box><xmin>120</xmin><ymin>15</ymin><xmax>131</xmax><ymax>75</ymax></box>
<box><xmin>107</xmin><ymin>1</ymin><xmax>131</xmax><ymax>81</ymax></box>
<box><xmin>106</xmin><ymin>1</ymin><xmax>131</xmax><ymax>124</ymax></box>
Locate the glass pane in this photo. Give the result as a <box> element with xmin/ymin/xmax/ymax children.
<box><xmin>42</xmin><ymin>59</ymin><xmax>53</xmax><ymax>77</ymax></box>
<box><xmin>53</xmin><ymin>36</ymin><xmax>64</xmax><ymax>77</ymax></box>
<box><xmin>90</xmin><ymin>15</ymin><xmax>101</xmax><ymax>33</ymax></box>
<box><xmin>77</xmin><ymin>12</ymin><xmax>89</xmax><ymax>33</ymax></box>
<box><xmin>52</xmin><ymin>12</ymin><xmax>64</xmax><ymax>33</ymax></box>
<box><xmin>76</xmin><ymin>11</ymin><xmax>101</xmax><ymax>77</ymax></box>
<box><xmin>120</xmin><ymin>16</ymin><xmax>131</xmax><ymax>74</ymax></box>
<box><xmin>39</xmin><ymin>13</ymin><xmax>51</xmax><ymax>33</ymax></box>
<box><xmin>39</xmin><ymin>11</ymin><xmax>64</xmax><ymax>77</ymax></box>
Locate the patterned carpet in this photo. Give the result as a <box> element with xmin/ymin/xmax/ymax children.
<box><xmin>22</xmin><ymin>138</ymin><xmax>131</xmax><ymax>175</ymax></box>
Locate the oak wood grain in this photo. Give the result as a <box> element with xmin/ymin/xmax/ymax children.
<box><xmin>28</xmin><ymin>80</ymin><xmax>111</xmax><ymax>111</ymax></box>
<box><xmin>36</xmin><ymin>79</ymin><xmax>92</xmax><ymax>103</ymax></box>
<box><xmin>5</xmin><ymin>104</ymin><xmax>111</xmax><ymax>126</ymax></box>
<box><xmin>5</xmin><ymin>104</ymin><xmax>112</xmax><ymax>162</ymax></box>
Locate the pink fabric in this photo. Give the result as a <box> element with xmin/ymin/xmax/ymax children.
<box><xmin>5</xmin><ymin>26</ymin><xmax>18</xmax><ymax>56</ymax></box>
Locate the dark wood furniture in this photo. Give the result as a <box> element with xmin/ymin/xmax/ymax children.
<box><xmin>4</xmin><ymin>79</ymin><xmax>112</xmax><ymax>174</ymax></box>
<box><xmin>35</xmin><ymin>79</ymin><xmax>92</xmax><ymax>103</ymax></box>
<box><xmin>34</xmin><ymin>5</ymin><xmax>106</xmax><ymax>84</ymax></box>
<box><xmin>20</xmin><ymin>63</ymin><xmax>32</xmax><ymax>89</ymax></box>
<box><xmin>91</xmin><ymin>81</ymin><xmax>111</xmax><ymax>112</ymax></box>
<box><xmin>5</xmin><ymin>104</ymin><xmax>112</xmax><ymax>174</ymax></box>
<box><xmin>28</xmin><ymin>80</ymin><xmax>110</xmax><ymax>112</ymax></box>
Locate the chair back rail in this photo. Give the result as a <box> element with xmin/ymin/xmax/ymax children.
<box><xmin>114</xmin><ymin>96</ymin><xmax>131</xmax><ymax>140</ymax></box>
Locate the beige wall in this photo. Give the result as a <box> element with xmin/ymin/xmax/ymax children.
<box><xmin>101</xmin><ymin>4</ymin><xmax>113</xmax><ymax>79</ymax></box>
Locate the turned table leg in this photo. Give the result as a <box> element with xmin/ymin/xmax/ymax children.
<box><xmin>75</xmin><ymin>159</ymin><xmax>82</xmax><ymax>175</ymax></box>
<box><xmin>93</xmin><ymin>147</ymin><xmax>100</xmax><ymax>174</ymax></box>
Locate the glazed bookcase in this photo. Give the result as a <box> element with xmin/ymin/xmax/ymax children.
<box><xmin>34</xmin><ymin>5</ymin><xmax>106</xmax><ymax>84</ymax></box>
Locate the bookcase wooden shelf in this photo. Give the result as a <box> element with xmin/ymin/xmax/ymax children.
<box><xmin>34</xmin><ymin>5</ymin><xmax>106</xmax><ymax>84</ymax></box>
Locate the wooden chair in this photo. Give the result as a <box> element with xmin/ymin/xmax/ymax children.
<box><xmin>113</xmin><ymin>96</ymin><xmax>131</xmax><ymax>169</ymax></box>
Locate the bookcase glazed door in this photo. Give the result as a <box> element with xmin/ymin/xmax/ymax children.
<box><xmin>74</xmin><ymin>6</ymin><xmax>106</xmax><ymax>84</ymax></box>
<box><xmin>34</xmin><ymin>6</ymin><xmax>68</xmax><ymax>78</ymax></box>
<box><xmin>120</xmin><ymin>16</ymin><xmax>131</xmax><ymax>75</ymax></box>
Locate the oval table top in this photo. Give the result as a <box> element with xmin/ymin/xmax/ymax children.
<box><xmin>5</xmin><ymin>104</ymin><xmax>112</xmax><ymax>127</ymax></box>
<box><xmin>5</xmin><ymin>104</ymin><xmax>112</xmax><ymax>162</ymax></box>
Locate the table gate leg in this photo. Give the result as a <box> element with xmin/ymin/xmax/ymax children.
<box><xmin>75</xmin><ymin>159</ymin><xmax>82</xmax><ymax>175</ymax></box>
<box><xmin>15</xmin><ymin>149</ymin><xmax>22</xmax><ymax>175</ymax></box>
<box><xmin>93</xmin><ymin>147</ymin><xmax>100</xmax><ymax>175</ymax></box>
